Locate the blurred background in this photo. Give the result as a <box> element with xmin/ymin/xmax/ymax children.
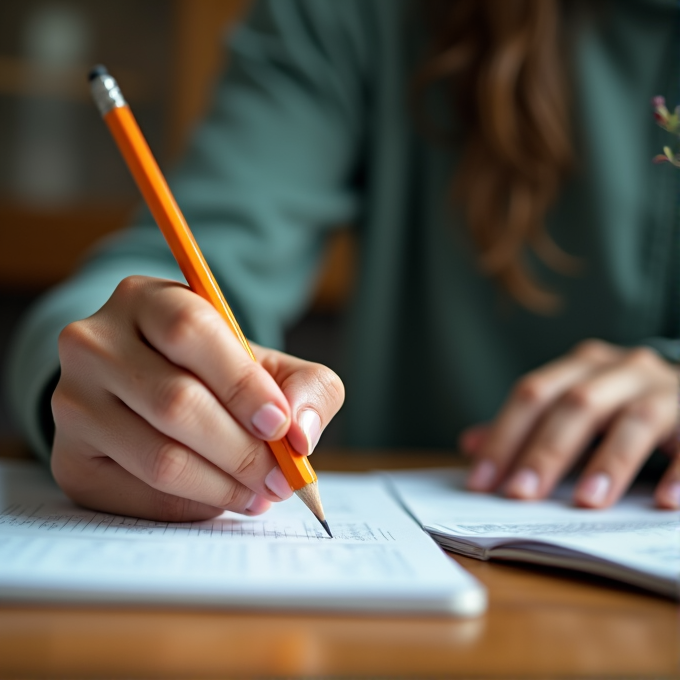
<box><xmin>0</xmin><ymin>0</ymin><xmax>353</xmax><ymax>444</ymax></box>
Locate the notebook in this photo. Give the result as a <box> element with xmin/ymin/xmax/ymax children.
<box><xmin>389</xmin><ymin>469</ymin><xmax>679</xmax><ymax>599</ymax></box>
<box><xmin>0</xmin><ymin>460</ymin><xmax>486</xmax><ymax>616</ymax></box>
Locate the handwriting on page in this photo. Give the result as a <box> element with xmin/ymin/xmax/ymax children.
<box><xmin>0</xmin><ymin>502</ymin><xmax>396</xmax><ymax>542</ymax></box>
<box><xmin>0</xmin><ymin>462</ymin><xmax>488</xmax><ymax>614</ymax></box>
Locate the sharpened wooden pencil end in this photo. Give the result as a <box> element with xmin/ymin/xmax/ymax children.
<box><xmin>295</xmin><ymin>481</ymin><xmax>332</xmax><ymax>538</ymax></box>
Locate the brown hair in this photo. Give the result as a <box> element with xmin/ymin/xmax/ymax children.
<box><xmin>415</xmin><ymin>0</ymin><xmax>577</xmax><ymax>312</ymax></box>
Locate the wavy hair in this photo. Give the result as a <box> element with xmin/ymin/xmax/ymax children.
<box><xmin>415</xmin><ymin>0</ymin><xmax>577</xmax><ymax>312</ymax></box>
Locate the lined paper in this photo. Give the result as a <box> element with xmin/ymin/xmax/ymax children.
<box><xmin>0</xmin><ymin>461</ymin><xmax>486</xmax><ymax>615</ymax></box>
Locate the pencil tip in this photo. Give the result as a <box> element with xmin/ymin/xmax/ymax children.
<box><xmin>294</xmin><ymin>481</ymin><xmax>331</xmax><ymax>537</ymax></box>
<box><xmin>319</xmin><ymin>519</ymin><xmax>333</xmax><ymax>538</ymax></box>
<box><xmin>88</xmin><ymin>64</ymin><xmax>108</xmax><ymax>82</ymax></box>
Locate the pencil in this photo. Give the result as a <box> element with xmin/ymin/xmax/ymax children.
<box><xmin>88</xmin><ymin>65</ymin><xmax>331</xmax><ymax>538</ymax></box>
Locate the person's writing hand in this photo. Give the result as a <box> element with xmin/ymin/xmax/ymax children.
<box><xmin>51</xmin><ymin>276</ymin><xmax>344</xmax><ymax>521</ymax></box>
<box><xmin>461</xmin><ymin>340</ymin><xmax>680</xmax><ymax>509</ymax></box>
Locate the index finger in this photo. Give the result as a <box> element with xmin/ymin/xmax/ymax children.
<box><xmin>132</xmin><ymin>280</ymin><xmax>293</xmax><ymax>443</ymax></box>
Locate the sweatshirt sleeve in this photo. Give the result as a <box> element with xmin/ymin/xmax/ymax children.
<box><xmin>4</xmin><ymin>0</ymin><xmax>368</xmax><ymax>461</ymax></box>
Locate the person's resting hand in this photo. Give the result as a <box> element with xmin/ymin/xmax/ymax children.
<box><xmin>51</xmin><ymin>276</ymin><xmax>344</xmax><ymax>521</ymax></box>
<box><xmin>460</xmin><ymin>339</ymin><xmax>680</xmax><ymax>509</ymax></box>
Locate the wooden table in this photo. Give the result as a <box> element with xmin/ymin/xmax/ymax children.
<box><xmin>0</xmin><ymin>441</ymin><xmax>677</xmax><ymax>679</ymax></box>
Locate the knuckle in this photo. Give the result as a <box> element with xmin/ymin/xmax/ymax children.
<box><xmin>114</xmin><ymin>275</ymin><xmax>146</xmax><ymax>299</ymax></box>
<box><xmin>512</xmin><ymin>375</ymin><xmax>549</xmax><ymax>406</ymax></box>
<box><xmin>58</xmin><ymin>320</ymin><xmax>95</xmax><ymax>362</ymax></box>
<box><xmin>222</xmin><ymin>363</ymin><xmax>262</xmax><ymax>408</ymax></box>
<box><xmin>572</xmin><ymin>339</ymin><xmax>612</xmax><ymax>362</ymax></box>
<box><xmin>624</xmin><ymin>347</ymin><xmax>659</xmax><ymax>370</ymax></box>
<box><xmin>154</xmin><ymin>377</ymin><xmax>203</xmax><ymax>428</ymax></box>
<box><xmin>625</xmin><ymin>400</ymin><xmax>663</xmax><ymax>429</ymax></box>
<box><xmin>217</xmin><ymin>483</ymin><xmax>246</xmax><ymax>510</ymax></box>
<box><xmin>164</xmin><ymin>305</ymin><xmax>218</xmax><ymax>353</ymax></box>
<box><xmin>148</xmin><ymin>442</ymin><xmax>190</xmax><ymax>490</ymax></box>
<box><xmin>561</xmin><ymin>385</ymin><xmax>597</xmax><ymax>412</ymax></box>
<box><xmin>58</xmin><ymin>318</ymin><xmax>119</xmax><ymax>374</ymax></box>
<box><xmin>232</xmin><ymin>438</ymin><xmax>264</xmax><ymax>479</ymax></box>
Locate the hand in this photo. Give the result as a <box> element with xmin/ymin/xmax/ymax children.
<box><xmin>51</xmin><ymin>276</ymin><xmax>344</xmax><ymax>521</ymax></box>
<box><xmin>460</xmin><ymin>340</ymin><xmax>680</xmax><ymax>509</ymax></box>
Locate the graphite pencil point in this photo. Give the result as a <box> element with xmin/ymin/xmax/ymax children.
<box><xmin>319</xmin><ymin>519</ymin><xmax>333</xmax><ymax>538</ymax></box>
<box><xmin>295</xmin><ymin>481</ymin><xmax>331</xmax><ymax>537</ymax></box>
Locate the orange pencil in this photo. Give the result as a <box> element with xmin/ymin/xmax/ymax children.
<box><xmin>88</xmin><ymin>65</ymin><xmax>331</xmax><ymax>537</ymax></box>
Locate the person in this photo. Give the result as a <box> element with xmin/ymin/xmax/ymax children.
<box><xmin>5</xmin><ymin>0</ymin><xmax>680</xmax><ymax>521</ymax></box>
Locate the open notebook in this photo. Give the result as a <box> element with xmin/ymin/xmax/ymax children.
<box><xmin>389</xmin><ymin>469</ymin><xmax>679</xmax><ymax>599</ymax></box>
<box><xmin>0</xmin><ymin>460</ymin><xmax>485</xmax><ymax>616</ymax></box>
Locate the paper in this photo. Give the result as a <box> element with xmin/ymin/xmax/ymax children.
<box><xmin>0</xmin><ymin>461</ymin><xmax>486</xmax><ymax>615</ymax></box>
<box><xmin>390</xmin><ymin>469</ymin><xmax>679</xmax><ymax>598</ymax></box>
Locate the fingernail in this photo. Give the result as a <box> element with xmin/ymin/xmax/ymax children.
<box><xmin>467</xmin><ymin>460</ymin><xmax>496</xmax><ymax>490</ymax></box>
<box><xmin>661</xmin><ymin>481</ymin><xmax>680</xmax><ymax>508</ymax></box>
<box><xmin>577</xmin><ymin>472</ymin><xmax>611</xmax><ymax>506</ymax></box>
<box><xmin>252</xmin><ymin>403</ymin><xmax>288</xmax><ymax>439</ymax></box>
<box><xmin>299</xmin><ymin>409</ymin><xmax>322</xmax><ymax>456</ymax></box>
<box><xmin>505</xmin><ymin>468</ymin><xmax>540</xmax><ymax>499</ymax></box>
<box><xmin>264</xmin><ymin>466</ymin><xmax>293</xmax><ymax>501</ymax></box>
<box><xmin>245</xmin><ymin>494</ymin><xmax>270</xmax><ymax>515</ymax></box>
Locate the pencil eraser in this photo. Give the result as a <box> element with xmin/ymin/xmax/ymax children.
<box><xmin>88</xmin><ymin>65</ymin><xmax>108</xmax><ymax>82</ymax></box>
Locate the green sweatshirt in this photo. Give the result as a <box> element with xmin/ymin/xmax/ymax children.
<box><xmin>5</xmin><ymin>0</ymin><xmax>680</xmax><ymax>461</ymax></box>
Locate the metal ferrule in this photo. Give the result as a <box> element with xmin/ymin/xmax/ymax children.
<box><xmin>90</xmin><ymin>74</ymin><xmax>127</xmax><ymax>116</ymax></box>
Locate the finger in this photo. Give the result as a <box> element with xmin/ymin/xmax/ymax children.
<box><xmin>468</xmin><ymin>341</ymin><xmax>619</xmax><ymax>491</ymax></box>
<box><xmin>573</xmin><ymin>396</ymin><xmax>676</xmax><ymax>508</ymax></box>
<box><xmin>654</xmin><ymin>452</ymin><xmax>680</xmax><ymax>509</ymax></box>
<box><xmin>459</xmin><ymin>424</ymin><xmax>489</xmax><ymax>457</ymax></box>
<box><xmin>52</xmin><ymin>434</ymin><xmax>235</xmax><ymax>522</ymax></box>
<box><xmin>130</xmin><ymin>280</ymin><xmax>292</xmax><ymax>442</ymax></box>
<box><xmin>98</xmin><ymin>337</ymin><xmax>292</xmax><ymax>502</ymax></box>
<box><xmin>256</xmin><ymin>345</ymin><xmax>345</xmax><ymax>456</ymax></box>
<box><xmin>503</xmin><ymin>356</ymin><xmax>667</xmax><ymax>500</ymax></box>
<box><xmin>53</xmin><ymin>383</ymin><xmax>272</xmax><ymax>515</ymax></box>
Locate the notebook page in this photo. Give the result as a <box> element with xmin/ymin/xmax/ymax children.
<box><xmin>0</xmin><ymin>461</ymin><xmax>485</xmax><ymax>615</ymax></box>
<box><xmin>389</xmin><ymin>469</ymin><xmax>679</xmax><ymax>591</ymax></box>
